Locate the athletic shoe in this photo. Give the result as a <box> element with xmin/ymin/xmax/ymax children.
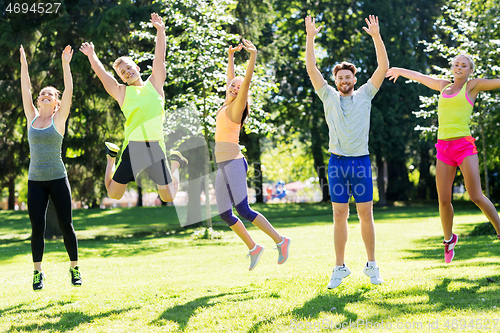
<box><xmin>327</xmin><ymin>265</ymin><xmax>351</xmax><ymax>289</ymax></box>
<box><xmin>170</xmin><ymin>150</ymin><xmax>188</xmax><ymax>168</ymax></box>
<box><xmin>275</xmin><ymin>236</ymin><xmax>290</xmax><ymax>264</ymax></box>
<box><xmin>69</xmin><ymin>266</ymin><xmax>82</xmax><ymax>287</ymax></box>
<box><xmin>33</xmin><ymin>270</ymin><xmax>46</xmax><ymax>291</ymax></box>
<box><xmin>443</xmin><ymin>234</ymin><xmax>459</xmax><ymax>263</ymax></box>
<box><xmin>363</xmin><ymin>264</ymin><xmax>383</xmax><ymax>285</ymax></box>
<box><xmin>105</xmin><ymin>142</ymin><xmax>120</xmax><ymax>158</ymax></box>
<box><xmin>247</xmin><ymin>244</ymin><xmax>264</xmax><ymax>271</ymax></box>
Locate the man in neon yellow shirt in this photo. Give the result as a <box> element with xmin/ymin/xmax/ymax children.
<box><xmin>80</xmin><ymin>13</ymin><xmax>186</xmax><ymax>202</ymax></box>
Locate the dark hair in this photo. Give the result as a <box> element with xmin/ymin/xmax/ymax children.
<box><xmin>333</xmin><ymin>61</ymin><xmax>357</xmax><ymax>77</ymax></box>
<box><xmin>240</xmin><ymin>102</ymin><xmax>249</xmax><ymax>129</ymax></box>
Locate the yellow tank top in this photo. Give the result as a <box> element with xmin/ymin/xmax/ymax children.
<box><xmin>214</xmin><ymin>106</ymin><xmax>244</xmax><ymax>163</ymax></box>
<box><xmin>120</xmin><ymin>79</ymin><xmax>165</xmax><ymax>150</ymax></box>
<box><xmin>437</xmin><ymin>82</ymin><xmax>474</xmax><ymax>140</ymax></box>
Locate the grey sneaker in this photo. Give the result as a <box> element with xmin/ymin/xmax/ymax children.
<box><xmin>327</xmin><ymin>265</ymin><xmax>351</xmax><ymax>289</ymax></box>
<box><xmin>105</xmin><ymin>142</ymin><xmax>120</xmax><ymax>158</ymax></box>
<box><xmin>33</xmin><ymin>270</ymin><xmax>46</xmax><ymax>291</ymax></box>
<box><xmin>247</xmin><ymin>244</ymin><xmax>264</xmax><ymax>271</ymax></box>
<box><xmin>275</xmin><ymin>236</ymin><xmax>290</xmax><ymax>264</ymax></box>
<box><xmin>363</xmin><ymin>264</ymin><xmax>383</xmax><ymax>285</ymax></box>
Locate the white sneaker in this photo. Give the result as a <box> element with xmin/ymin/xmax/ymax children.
<box><xmin>327</xmin><ymin>265</ymin><xmax>351</xmax><ymax>289</ymax></box>
<box><xmin>363</xmin><ymin>264</ymin><xmax>383</xmax><ymax>285</ymax></box>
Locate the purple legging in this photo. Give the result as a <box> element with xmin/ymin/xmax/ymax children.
<box><xmin>215</xmin><ymin>158</ymin><xmax>258</xmax><ymax>226</ymax></box>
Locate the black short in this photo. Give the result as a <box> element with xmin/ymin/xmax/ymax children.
<box><xmin>112</xmin><ymin>141</ymin><xmax>172</xmax><ymax>186</ymax></box>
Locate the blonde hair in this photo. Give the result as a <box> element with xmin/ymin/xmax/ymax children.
<box><xmin>113</xmin><ymin>56</ymin><xmax>136</xmax><ymax>76</ymax></box>
<box><xmin>451</xmin><ymin>54</ymin><xmax>475</xmax><ymax>73</ymax></box>
<box><xmin>37</xmin><ymin>86</ymin><xmax>61</xmax><ymax>113</ymax></box>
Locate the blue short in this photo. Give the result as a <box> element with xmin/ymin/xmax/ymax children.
<box><xmin>327</xmin><ymin>154</ymin><xmax>373</xmax><ymax>203</ymax></box>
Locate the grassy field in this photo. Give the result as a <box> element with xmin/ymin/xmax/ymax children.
<box><xmin>0</xmin><ymin>202</ymin><xmax>499</xmax><ymax>332</ymax></box>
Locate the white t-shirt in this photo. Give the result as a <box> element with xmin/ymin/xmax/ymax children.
<box><xmin>316</xmin><ymin>80</ymin><xmax>378</xmax><ymax>156</ymax></box>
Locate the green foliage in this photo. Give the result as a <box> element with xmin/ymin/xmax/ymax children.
<box><xmin>131</xmin><ymin>0</ymin><xmax>277</xmax><ymax>144</ymax></box>
<box><xmin>191</xmin><ymin>227</ymin><xmax>224</xmax><ymax>240</ymax></box>
<box><xmin>261</xmin><ymin>134</ymin><xmax>315</xmax><ymax>183</ymax></box>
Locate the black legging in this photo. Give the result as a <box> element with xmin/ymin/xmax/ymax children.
<box><xmin>28</xmin><ymin>177</ymin><xmax>78</xmax><ymax>262</ymax></box>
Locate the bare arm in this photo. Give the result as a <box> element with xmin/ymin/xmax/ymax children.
<box><xmin>54</xmin><ymin>46</ymin><xmax>73</xmax><ymax>134</ymax></box>
<box><xmin>227</xmin><ymin>44</ymin><xmax>242</xmax><ymax>85</ymax></box>
<box><xmin>79</xmin><ymin>42</ymin><xmax>126</xmax><ymax>106</ymax></box>
<box><xmin>226</xmin><ymin>39</ymin><xmax>257</xmax><ymax>123</ymax></box>
<box><xmin>386</xmin><ymin>67</ymin><xmax>450</xmax><ymax>91</ymax></box>
<box><xmin>363</xmin><ymin>16</ymin><xmax>389</xmax><ymax>89</ymax></box>
<box><xmin>305</xmin><ymin>16</ymin><xmax>326</xmax><ymax>91</ymax></box>
<box><xmin>19</xmin><ymin>45</ymin><xmax>37</xmax><ymax>124</ymax></box>
<box><xmin>149</xmin><ymin>12</ymin><xmax>166</xmax><ymax>97</ymax></box>
<box><xmin>468</xmin><ymin>78</ymin><xmax>500</xmax><ymax>100</ymax></box>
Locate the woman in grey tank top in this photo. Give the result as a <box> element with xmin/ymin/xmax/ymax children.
<box><xmin>20</xmin><ymin>45</ymin><xmax>82</xmax><ymax>291</ymax></box>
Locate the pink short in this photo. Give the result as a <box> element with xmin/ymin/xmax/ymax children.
<box><xmin>435</xmin><ymin>136</ymin><xmax>478</xmax><ymax>167</ymax></box>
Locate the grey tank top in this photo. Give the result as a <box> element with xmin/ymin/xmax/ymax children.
<box><xmin>28</xmin><ymin>116</ymin><xmax>67</xmax><ymax>181</ymax></box>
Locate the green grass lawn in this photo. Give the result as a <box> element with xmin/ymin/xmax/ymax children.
<box><xmin>1</xmin><ymin>202</ymin><xmax>499</xmax><ymax>332</ymax></box>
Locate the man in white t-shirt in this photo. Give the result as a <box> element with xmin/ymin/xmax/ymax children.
<box><xmin>305</xmin><ymin>15</ymin><xmax>389</xmax><ymax>288</ymax></box>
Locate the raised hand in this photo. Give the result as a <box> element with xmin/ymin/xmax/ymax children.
<box><xmin>20</xmin><ymin>45</ymin><xmax>27</xmax><ymax>65</ymax></box>
<box><xmin>229</xmin><ymin>44</ymin><xmax>243</xmax><ymax>55</ymax></box>
<box><xmin>79</xmin><ymin>42</ymin><xmax>95</xmax><ymax>57</ymax></box>
<box><xmin>386</xmin><ymin>68</ymin><xmax>401</xmax><ymax>82</ymax></box>
<box><xmin>363</xmin><ymin>15</ymin><xmax>380</xmax><ymax>37</ymax></box>
<box><xmin>62</xmin><ymin>45</ymin><xmax>73</xmax><ymax>64</ymax></box>
<box><xmin>150</xmin><ymin>12</ymin><xmax>164</xmax><ymax>31</ymax></box>
<box><xmin>305</xmin><ymin>16</ymin><xmax>322</xmax><ymax>37</ymax></box>
<box><xmin>242</xmin><ymin>39</ymin><xmax>257</xmax><ymax>55</ymax></box>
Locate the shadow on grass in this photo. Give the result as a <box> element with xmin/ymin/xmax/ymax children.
<box><xmin>5</xmin><ymin>300</ymin><xmax>139</xmax><ymax>332</ymax></box>
<box><xmin>248</xmin><ymin>276</ymin><xmax>500</xmax><ymax>332</ymax></box>
<box><xmin>152</xmin><ymin>291</ymin><xmax>251</xmax><ymax>330</ymax></box>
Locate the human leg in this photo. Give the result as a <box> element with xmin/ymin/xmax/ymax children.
<box><xmin>215</xmin><ymin>162</ymin><xmax>255</xmax><ymax>249</ymax></box>
<box><xmin>436</xmin><ymin>159</ymin><xmax>457</xmax><ymax>240</ymax></box>
<box><xmin>356</xmin><ymin>201</ymin><xmax>375</xmax><ymax>262</ymax></box>
<box><xmin>27</xmin><ymin>180</ymin><xmax>49</xmax><ymax>290</ymax></box>
<box><xmin>27</xmin><ymin>180</ymin><xmax>50</xmax><ymax>269</ymax></box>
<box><xmin>459</xmin><ymin>154</ymin><xmax>500</xmax><ymax>235</ymax></box>
<box><xmin>333</xmin><ymin>202</ymin><xmax>349</xmax><ymax>266</ymax></box>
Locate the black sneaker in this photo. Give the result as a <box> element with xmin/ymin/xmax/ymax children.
<box><xmin>170</xmin><ymin>150</ymin><xmax>188</xmax><ymax>168</ymax></box>
<box><xmin>69</xmin><ymin>266</ymin><xmax>82</xmax><ymax>287</ymax></box>
<box><xmin>33</xmin><ymin>270</ymin><xmax>45</xmax><ymax>291</ymax></box>
<box><xmin>105</xmin><ymin>142</ymin><xmax>120</xmax><ymax>158</ymax></box>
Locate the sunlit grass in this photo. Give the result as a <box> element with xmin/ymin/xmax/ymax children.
<box><xmin>1</xmin><ymin>202</ymin><xmax>499</xmax><ymax>332</ymax></box>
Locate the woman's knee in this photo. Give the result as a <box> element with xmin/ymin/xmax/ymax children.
<box><xmin>220</xmin><ymin>210</ymin><xmax>238</xmax><ymax>226</ymax></box>
<box><xmin>234</xmin><ymin>202</ymin><xmax>258</xmax><ymax>222</ymax></box>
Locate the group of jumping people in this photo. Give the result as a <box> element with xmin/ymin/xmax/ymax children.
<box><xmin>20</xmin><ymin>13</ymin><xmax>500</xmax><ymax>291</ymax></box>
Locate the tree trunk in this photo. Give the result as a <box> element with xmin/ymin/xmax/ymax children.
<box><xmin>137</xmin><ymin>186</ymin><xmax>143</xmax><ymax>207</ymax></box>
<box><xmin>182</xmin><ymin>137</ymin><xmax>208</xmax><ymax>227</ymax></box>
<box><xmin>386</xmin><ymin>159</ymin><xmax>410</xmax><ymax>201</ymax></box>
<box><xmin>8</xmin><ymin>176</ymin><xmax>15</xmax><ymax>210</ymax></box>
<box><xmin>417</xmin><ymin>143</ymin><xmax>431</xmax><ymax>200</ymax></box>
<box><xmin>310</xmin><ymin>120</ymin><xmax>329</xmax><ymax>202</ymax></box>
<box><xmin>44</xmin><ymin>198</ymin><xmax>62</xmax><ymax>239</ymax></box>
<box><xmin>375</xmin><ymin>155</ymin><xmax>387</xmax><ymax>206</ymax></box>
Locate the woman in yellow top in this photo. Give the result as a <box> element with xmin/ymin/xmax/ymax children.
<box><xmin>215</xmin><ymin>40</ymin><xmax>290</xmax><ymax>270</ymax></box>
<box><xmin>80</xmin><ymin>13</ymin><xmax>186</xmax><ymax>203</ymax></box>
<box><xmin>387</xmin><ymin>54</ymin><xmax>500</xmax><ymax>263</ymax></box>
